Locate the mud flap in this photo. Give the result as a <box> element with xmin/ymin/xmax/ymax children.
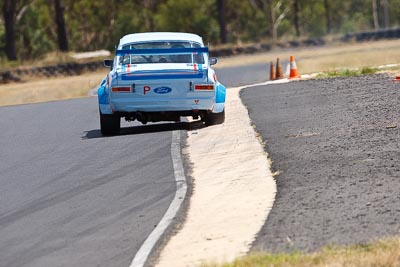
<box><xmin>213</xmin><ymin>82</ymin><xmax>226</xmax><ymax>113</ymax></box>
<box><xmin>98</xmin><ymin>84</ymin><xmax>112</xmax><ymax>114</ymax></box>
<box><xmin>216</xmin><ymin>82</ymin><xmax>226</xmax><ymax>103</ymax></box>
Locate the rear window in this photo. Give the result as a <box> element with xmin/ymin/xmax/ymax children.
<box><xmin>119</xmin><ymin>41</ymin><xmax>205</xmax><ymax>65</ymax></box>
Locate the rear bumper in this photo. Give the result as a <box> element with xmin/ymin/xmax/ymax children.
<box><xmin>98</xmin><ymin>82</ymin><xmax>225</xmax><ymax>115</ymax></box>
<box><xmin>110</xmin><ymin>96</ymin><xmax>215</xmax><ymax>113</ymax></box>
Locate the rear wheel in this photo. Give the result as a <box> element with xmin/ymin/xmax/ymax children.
<box><xmin>203</xmin><ymin>110</ymin><xmax>225</xmax><ymax>126</ymax></box>
<box><xmin>100</xmin><ymin>110</ymin><xmax>120</xmax><ymax>135</ymax></box>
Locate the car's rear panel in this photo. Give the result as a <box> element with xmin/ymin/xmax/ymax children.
<box><xmin>109</xmin><ymin>63</ymin><xmax>216</xmax><ymax>112</ymax></box>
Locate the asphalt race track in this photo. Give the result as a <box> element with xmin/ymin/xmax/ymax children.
<box><xmin>241</xmin><ymin>74</ymin><xmax>400</xmax><ymax>253</ymax></box>
<box><xmin>0</xmin><ymin>98</ymin><xmax>183</xmax><ymax>267</ymax></box>
<box><xmin>216</xmin><ymin>63</ymin><xmax>270</xmax><ymax>87</ymax></box>
<box><xmin>0</xmin><ymin>63</ymin><xmax>269</xmax><ymax>267</ymax></box>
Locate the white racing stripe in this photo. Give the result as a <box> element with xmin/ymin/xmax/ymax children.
<box><xmin>129</xmin><ymin>130</ymin><xmax>187</xmax><ymax>267</ymax></box>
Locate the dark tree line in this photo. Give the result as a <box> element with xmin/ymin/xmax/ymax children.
<box><xmin>1</xmin><ymin>0</ymin><xmax>400</xmax><ymax>61</ymax></box>
<box><xmin>2</xmin><ymin>0</ymin><xmax>18</xmax><ymax>60</ymax></box>
<box><xmin>54</xmin><ymin>0</ymin><xmax>68</xmax><ymax>52</ymax></box>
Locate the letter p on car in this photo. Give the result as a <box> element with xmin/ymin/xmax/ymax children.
<box><xmin>144</xmin><ymin>86</ymin><xmax>151</xmax><ymax>95</ymax></box>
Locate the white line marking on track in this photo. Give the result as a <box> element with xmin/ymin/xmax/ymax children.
<box><xmin>129</xmin><ymin>130</ymin><xmax>187</xmax><ymax>267</ymax></box>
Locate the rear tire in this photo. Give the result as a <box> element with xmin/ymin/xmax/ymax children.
<box><xmin>100</xmin><ymin>110</ymin><xmax>120</xmax><ymax>135</ymax></box>
<box><xmin>203</xmin><ymin>110</ymin><xmax>225</xmax><ymax>126</ymax></box>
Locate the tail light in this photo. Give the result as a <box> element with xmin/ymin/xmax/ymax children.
<box><xmin>112</xmin><ymin>87</ymin><xmax>131</xmax><ymax>92</ymax></box>
<box><xmin>194</xmin><ymin>84</ymin><xmax>214</xmax><ymax>91</ymax></box>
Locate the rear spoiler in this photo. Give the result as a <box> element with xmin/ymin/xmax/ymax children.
<box><xmin>115</xmin><ymin>47</ymin><xmax>209</xmax><ymax>56</ymax></box>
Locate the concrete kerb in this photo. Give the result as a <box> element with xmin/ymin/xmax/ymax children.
<box><xmin>154</xmin><ymin>78</ymin><xmax>299</xmax><ymax>266</ymax></box>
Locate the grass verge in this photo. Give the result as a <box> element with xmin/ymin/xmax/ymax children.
<box><xmin>316</xmin><ymin>66</ymin><xmax>380</xmax><ymax>78</ymax></box>
<box><xmin>215</xmin><ymin>39</ymin><xmax>400</xmax><ymax>74</ymax></box>
<box><xmin>0</xmin><ymin>71</ymin><xmax>105</xmax><ymax>107</ymax></box>
<box><xmin>201</xmin><ymin>238</ymin><xmax>400</xmax><ymax>267</ymax></box>
<box><xmin>1</xmin><ymin>39</ymin><xmax>400</xmax><ymax>107</ymax></box>
<box><xmin>0</xmin><ymin>51</ymin><xmax>108</xmax><ymax>71</ymax></box>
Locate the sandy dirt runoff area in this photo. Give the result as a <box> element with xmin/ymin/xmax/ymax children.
<box><xmin>155</xmin><ymin>86</ymin><xmax>277</xmax><ymax>267</ymax></box>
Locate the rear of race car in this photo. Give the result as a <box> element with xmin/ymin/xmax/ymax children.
<box><xmin>98</xmin><ymin>41</ymin><xmax>226</xmax><ymax>135</ymax></box>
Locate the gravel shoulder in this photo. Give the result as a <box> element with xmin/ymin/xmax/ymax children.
<box><xmin>241</xmin><ymin>74</ymin><xmax>400</xmax><ymax>253</ymax></box>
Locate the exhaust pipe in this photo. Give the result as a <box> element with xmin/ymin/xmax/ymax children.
<box><xmin>136</xmin><ymin>112</ymin><xmax>148</xmax><ymax>125</ymax></box>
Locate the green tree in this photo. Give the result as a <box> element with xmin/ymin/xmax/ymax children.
<box><xmin>17</xmin><ymin>1</ymin><xmax>55</xmax><ymax>59</ymax></box>
<box><xmin>4</xmin><ymin>0</ymin><xmax>400</xmax><ymax>62</ymax></box>
<box><xmin>324</xmin><ymin>0</ymin><xmax>331</xmax><ymax>33</ymax></box>
<box><xmin>53</xmin><ymin>0</ymin><xmax>68</xmax><ymax>51</ymax></box>
<box><xmin>2</xmin><ymin>0</ymin><xmax>18</xmax><ymax>60</ymax></box>
<box><xmin>216</xmin><ymin>0</ymin><xmax>227</xmax><ymax>43</ymax></box>
<box><xmin>155</xmin><ymin>0</ymin><xmax>219</xmax><ymax>43</ymax></box>
<box><xmin>293</xmin><ymin>0</ymin><xmax>300</xmax><ymax>36</ymax></box>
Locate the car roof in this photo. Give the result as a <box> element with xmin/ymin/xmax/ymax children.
<box><xmin>119</xmin><ymin>32</ymin><xmax>204</xmax><ymax>47</ymax></box>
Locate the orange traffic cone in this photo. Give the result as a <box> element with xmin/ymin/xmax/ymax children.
<box><xmin>276</xmin><ymin>58</ymin><xmax>284</xmax><ymax>79</ymax></box>
<box><xmin>270</xmin><ymin>61</ymin><xmax>276</xmax><ymax>80</ymax></box>
<box><xmin>289</xmin><ymin>55</ymin><xmax>301</xmax><ymax>79</ymax></box>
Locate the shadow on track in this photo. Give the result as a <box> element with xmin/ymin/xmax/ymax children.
<box><xmin>82</xmin><ymin>120</ymin><xmax>205</xmax><ymax>140</ymax></box>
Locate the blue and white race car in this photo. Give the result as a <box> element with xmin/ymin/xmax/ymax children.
<box><xmin>98</xmin><ymin>32</ymin><xmax>226</xmax><ymax>135</ymax></box>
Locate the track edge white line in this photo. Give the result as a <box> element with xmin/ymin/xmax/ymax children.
<box><xmin>129</xmin><ymin>130</ymin><xmax>187</xmax><ymax>267</ymax></box>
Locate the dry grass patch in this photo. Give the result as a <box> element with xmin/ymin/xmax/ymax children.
<box><xmin>202</xmin><ymin>238</ymin><xmax>400</xmax><ymax>267</ymax></box>
<box><xmin>0</xmin><ymin>51</ymin><xmax>108</xmax><ymax>71</ymax></box>
<box><xmin>215</xmin><ymin>39</ymin><xmax>400</xmax><ymax>74</ymax></box>
<box><xmin>0</xmin><ymin>71</ymin><xmax>105</xmax><ymax>107</ymax></box>
<box><xmin>2</xmin><ymin>39</ymin><xmax>400</xmax><ymax>107</ymax></box>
